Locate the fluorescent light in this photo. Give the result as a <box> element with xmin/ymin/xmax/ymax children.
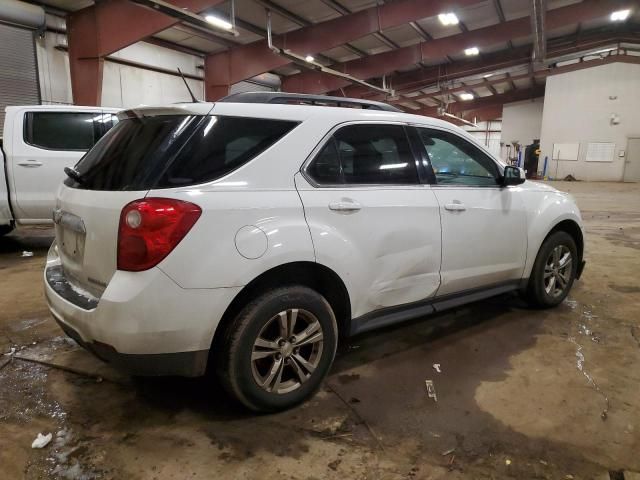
<box><xmin>305</xmin><ymin>55</ymin><xmax>315</xmax><ymax>63</ymax></box>
<box><xmin>465</xmin><ymin>46</ymin><xmax>479</xmax><ymax>56</ymax></box>
<box><xmin>483</xmin><ymin>73</ymin><xmax>494</xmax><ymax>78</ymax></box>
<box><xmin>438</xmin><ymin>12</ymin><xmax>459</xmax><ymax>26</ymax></box>
<box><xmin>205</xmin><ymin>14</ymin><xmax>233</xmax><ymax>30</ymax></box>
<box><xmin>610</xmin><ymin>9</ymin><xmax>631</xmax><ymax>21</ymax></box>
<box><xmin>459</xmin><ymin>93</ymin><xmax>474</xmax><ymax>101</ymax></box>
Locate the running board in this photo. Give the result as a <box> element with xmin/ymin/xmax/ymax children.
<box><xmin>349</xmin><ymin>282</ymin><xmax>520</xmax><ymax>336</ymax></box>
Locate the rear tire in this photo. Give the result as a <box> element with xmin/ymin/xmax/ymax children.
<box><xmin>217</xmin><ymin>286</ymin><xmax>338</xmax><ymax>412</ymax></box>
<box><xmin>525</xmin><ymin>231</ymin><xmax>578</xmax><ymax>308</ymax></box>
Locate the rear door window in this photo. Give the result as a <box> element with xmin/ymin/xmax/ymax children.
<box><xmin>24</xmin><ymin>112</ymin><xmax>101</xmax><ymax>151</ymax></box>
<box><xmin>69</xmin><ymin>115</ymin><xmax>298</xmax><ymax>191</ymax></box>
<box><xmin>306</xmin><ymin>124</ymin><xmax>418</xmax><ymax>185</ymax></box>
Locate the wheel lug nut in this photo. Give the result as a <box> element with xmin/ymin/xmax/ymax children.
<box><xmin>289</xmin><ymin>336</ymin><xmax>296</xmax><ymax>343</ymax></box>
<box><xmin>278</xmin><ymin>339</ymin><xmax>286</xmax><ymax>347</ymax></box>
<box><xmin>275</xmin><ymin>353</ymin><xmax>282</xmax><ymax>360</ymax></box>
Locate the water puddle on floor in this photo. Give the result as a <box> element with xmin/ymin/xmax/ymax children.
<box><xmin>564</xmin><ymin>298</ymin><xmax>610</xmax><ymax>420</ymax></box>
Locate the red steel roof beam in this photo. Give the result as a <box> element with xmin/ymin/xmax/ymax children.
<box><xmin>414</xmin><ymin>86</ymin><xmax>546</xmax><ymax>117</ymax></box>
<box><xmin>282</xmin><ymin>0</ymin><xmax>635</xmax><ymax>96</ymax></box>
<box><xmin>203</xmin><ymin>0</ymin><xmax>482</xmax><ymax>100</ymax></box>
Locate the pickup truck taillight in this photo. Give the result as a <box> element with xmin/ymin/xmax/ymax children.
<box><xmin>117</xmin><ymin>198</ymin><xmax>201</xmax><ymax>272</ymax></box>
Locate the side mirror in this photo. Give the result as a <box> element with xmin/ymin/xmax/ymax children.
<box><xmin>502</xmin><ymin>165</ymin><xmax>526</xmax><ymax>186</ymax></box>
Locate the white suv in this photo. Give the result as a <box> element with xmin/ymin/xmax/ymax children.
<box><xmin>45</xmin><ymin>93</ymin><xmax>585</xmax><ymax>411</ymax></box>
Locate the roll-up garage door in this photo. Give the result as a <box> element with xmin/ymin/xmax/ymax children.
<box><xmin>0</xmin><ymin>23</ymin><xmax>40</xmax><ymax>137</ymax></box>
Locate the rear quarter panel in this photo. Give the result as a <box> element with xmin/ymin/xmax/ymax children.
<box><xmin>152</xmin><ymin>188</ymin><xmax>315</xmax><ymax>289</ymax></box>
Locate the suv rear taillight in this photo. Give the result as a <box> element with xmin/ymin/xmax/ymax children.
<box><xmin>117</xmin><ymin>198</ymin><xmax>202</xmax><ymax>272</ymax></box>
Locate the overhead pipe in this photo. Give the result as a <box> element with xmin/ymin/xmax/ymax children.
<box><xmin>530</xmin><ymin>0</ymin><xmax>547</xmax><ymax>65</ymax></box>
<box><xmin>129</xmin><ymin>0</ymin><xmax>239</xmax><ymax>37</ymax></box>
<box><xmin>265</xmin><ymin>9</ymin><xmax>394</xmax><ymax>97</ymax></box>
<box><xmin>0</xmin><ymin>0</ymin><xmax>45</xmax><ymax>29</ymax></box>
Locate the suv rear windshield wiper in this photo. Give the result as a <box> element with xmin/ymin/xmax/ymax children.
<box><xmin>64</xmin><ymin>167</ymin><xmax>85</xmax><ymax>185</ymax></box>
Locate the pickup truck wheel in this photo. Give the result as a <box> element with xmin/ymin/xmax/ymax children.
<box><xmin>526</xmin><ymin>231</ymin><xmax>578</xmax><ymax>308</ymax></box>
<box><xmin>0</xmin><ymin>225</ymin><xmax>13</xmax><ymax>236</ymax></box>
<box><xmin>218</xmin><ymin>286</ymin><xmax>338</xmax><ymax>412</ymax></box>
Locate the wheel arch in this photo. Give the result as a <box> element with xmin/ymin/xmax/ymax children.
<box><xmin>547</xmin><ymin>219</ymin><xmax>584</xmax><ymax>263</ymax></box>
<box><xmin>211</xmin><ymin>261</ymin><xmax>352</xmax><ymax>353</ymax></box>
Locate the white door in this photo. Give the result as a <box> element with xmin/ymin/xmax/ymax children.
<box><xmin>10</xmin><ymin>109</ymin><xmax>116</xmax><ymax>221</ymax></box>
<box><xmin>623</xmin><ymin>138</ymin><xmax>640</xmax><ymax>182</ymax></box>
<box><xmin>414</xmin><ymin>127</ymin><xmax>527</xmax><ymax>296</ymax></box>
<box><xmin>296</xmin><ymin>123</ymin><xmax>442</xmax><ymax>319</ymax></box>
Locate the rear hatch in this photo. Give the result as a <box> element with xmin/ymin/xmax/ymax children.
<box><xmin>54</xmin><ymin>105</ymin><xmax>214</xmax><ymax>296</ymax></box>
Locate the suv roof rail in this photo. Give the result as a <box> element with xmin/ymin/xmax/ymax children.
<box><xmin>218</xmin><ymin>91</ymin><xmax>402</xmax><ymax>113</ymax></box>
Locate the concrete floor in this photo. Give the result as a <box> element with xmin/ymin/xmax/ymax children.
<box><xmin>1</xmin><ymin>181</ymin><xmax>639</xmax><ymax>480</ymax></box>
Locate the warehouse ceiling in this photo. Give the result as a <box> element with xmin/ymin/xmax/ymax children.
<box><xmin>30</xmin><ymin>0</ymin><xmax>640</xmax><ymax>122</ymax></box>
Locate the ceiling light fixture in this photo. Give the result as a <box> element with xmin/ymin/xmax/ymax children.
<box><xmin>610</xmin><ymin>9</ymin><xmax>631</xmax><ymax>21</ymax></box>
<box><xmin>438</xmin><ymin>12</ymin><xmax>459</xmax><ymax>26</ymax></box>
<box><xmin>483</xmin><ymin>73</ymin><xmax>494</xmax><ymax>78</ymax></box>
<box><xmin>205</xmin><ymin>14</ymin><xmax>233</xmax><ymax>30</ymax></box>
<box><xmin>305</xmin><ymin>55</ymin><xmax>315</xmax><ymax>63</ymax></box>
<box><xmin>465</xmin><ymin>46</ymin><xmax>480</xmax><ymax>56</ymax></box>
<box><xmin>459</xmin><ymin>93</ymin><xmax>474</xmax><ymax>101</ymax></box>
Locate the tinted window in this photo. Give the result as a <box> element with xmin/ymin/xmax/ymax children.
<box><xmin>306</xmin><ymin>139</ymin><xmax>341</xmax><ymax>184</ymax></box>
<box><xmin>69</xmin><ymin>115</ymin><xmax>297</xmax><ymax>191</ymax></box>
<box><xmin>159</xmin><ymin>117</ymin><xmax>296</xmax><ymax>188</ymax></box>
<box><xmin>307</xmin><ymin>124</ymin><xmax>418</xmax><ymax>185</ymax></box>
<box><xmin>25</xmin><ymin>112</ymin><xmax>99</xmax><ymax>150</ymax></box>
<box><xmin>417</xmin><ymin>129</ymin><xmax>499</xmax><ymax>186</ymax></box>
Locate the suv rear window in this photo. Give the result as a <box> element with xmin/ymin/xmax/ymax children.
<box><xmin>68</xmin><ymin>115</ymin><xmax>298</xmax><ymax>191</ymax></box>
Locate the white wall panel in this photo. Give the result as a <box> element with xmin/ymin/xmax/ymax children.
<box><xmin>36</xmin><ymin>30</ymin><xmax>204</xmax><ymax>109</ymax></box>
<box><xmin>501</xmin><ymin>97</ymin><xmax>544</xmax><ymax>148</ymax></box>
<box><xmin>539</xmin><ymin>62</ymin><xmax>640</xmax><ymax>181</ymax></box>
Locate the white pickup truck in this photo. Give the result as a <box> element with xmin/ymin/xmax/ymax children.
<box><xmin>1</xmin><ymin>105</ymin><xmax>120</xmax><ymax>235</ymax></box>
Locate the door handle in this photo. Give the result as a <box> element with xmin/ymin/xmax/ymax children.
<box><xmin>17</xmin><ymin>160</ymin><xmax>43</xmax><ymax>168</ymax></box>
<box><xmin>329</xmin><ymin>200</ymin><xmax>362</xmax><ymax>213</ymax></box>
<box><xmin>444</xmin><ymin>202</ymin><xmax>466</xmax><ymax>212</ymax></box>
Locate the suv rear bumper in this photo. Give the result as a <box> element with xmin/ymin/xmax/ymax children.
<box><xmin>54</xmin><ymin>317</ymin><xmax>209</xmax><ymax>376</ymax></box>
<box><xmin>44</xmin><ymin>242</ymin><xmax>241</xmax><ymax>377</ymax></box>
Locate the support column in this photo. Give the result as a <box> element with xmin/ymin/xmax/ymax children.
<box><xmin>204</xmin><ymin>52</ymin><xmax>231</xmax><ymax>101</ymax></box>
<box><xmin>67</xmin><ymin>6</ymin><xmax>103</xmax><ymax>106</ymax></box>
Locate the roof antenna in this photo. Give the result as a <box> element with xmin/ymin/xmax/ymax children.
<box><xmin>177</xmin><ymin>68</ymin><xmax>199</xmax><ymax>103</ymax></box>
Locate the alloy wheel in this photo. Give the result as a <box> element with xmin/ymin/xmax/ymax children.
<box><xmin>544</xmin><ymin>245</ymin><xmax>573</xmax><ymax>297</ymax></box>
<box><xmin>251</xmin><ymin>308</ymin><xmax>324</xmax><ymax>394</ymax></box>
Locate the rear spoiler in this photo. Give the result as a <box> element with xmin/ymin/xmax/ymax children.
<box><xmin>118</xmin><ymin>103</ymin><xmax>214</xmax><ymax>120</ymax></box>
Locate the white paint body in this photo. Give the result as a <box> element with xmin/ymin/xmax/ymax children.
<box><xmin>43</xmin><ymin>102</ymin><xmax>585</xmax><ymax>363</ymax></box>
<box><xmin>1</xmin><ymin>105</ymin><xmax>120</xmax><ymax>226</ymax></box>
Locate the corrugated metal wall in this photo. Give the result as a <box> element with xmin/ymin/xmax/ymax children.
<box><xmin>230</xmin><ymin>80</ymin><xmax>276</xmax><ymax>94</ymax></box>
<box><xmin>0</xmin><ymin>23</ymin><xmax>40</xmax><ymax>136</ymax></box>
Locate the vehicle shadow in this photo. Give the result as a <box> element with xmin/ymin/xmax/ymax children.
<box><xmin>131</xmin><ymin>292</ymin><xmax>532</xmax><ymax>419</ymax></box>
<box><xmin>0</xmin><ymin>227</ymin><xmax>54</xmax><ymax>255</ymax></box>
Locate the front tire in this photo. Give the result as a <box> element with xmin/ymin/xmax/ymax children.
<box><xmin>217</xmin><ymin>286</ymin><xmax>338</xmax><ymax>412</ymax></box>
<box><xmin>525</xmin><ymin>231</ymin><xmax>578</xmax><ymax>308</ymax></box>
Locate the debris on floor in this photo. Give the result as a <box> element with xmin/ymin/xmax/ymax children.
<box><xmin>505</xmin><ymin>458</ymin><xmax>512</xmax><ymax>466</ymax></box>
<box><xmin>563</xmin><ymin>174</ymin><xmax>578</xmax><ymax>181</ymax></box>
<box><xmin>432</xmin><ymin>363</ymin><xmax>441</xmax><ymax>373</ymax></box>
<box><xmin>425</xmin><ymin>380</ymin><xmax>438</xmax><ymax>402</ymax></box>
<box><xmin>441</xmin><ymin>448</ymin><xmax>455</xmax><ymax>456</ymax></box>
<box><xmin>21</xmin><ymin>251</ymin><xmax>34</xmax><ymax>257</ymax></box>
<box><xmin>31</xmin><ymin>432</ymin><xmax>53</xmax><ymax>449</ymax></box>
